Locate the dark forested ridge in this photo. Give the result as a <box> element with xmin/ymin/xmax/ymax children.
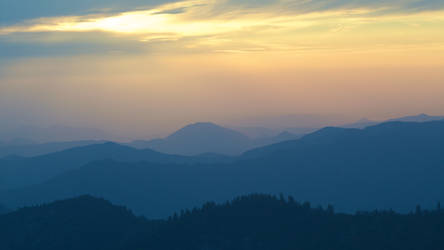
<box><xmin>0</xmin><ymin>196</ymin><xmax>152</xmax><ymax>250</ymax></box>
<box><xmin>1</xmin><ymin>194</ymin><xmax>444</xmax><ymax>250</ymax></box>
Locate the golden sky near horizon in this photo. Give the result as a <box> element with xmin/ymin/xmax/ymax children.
<box><xmin>1</xmin><ymin>0</ymin><xmax>444</xmax><ymax>136</ymax></box>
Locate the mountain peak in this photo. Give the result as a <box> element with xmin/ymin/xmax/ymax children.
<box><xmin>148</xmin><ymin>122</ymin><xmax>251</xmax><ymax>155</ymax></box>
<box><xmin>168</xmin><ymin>122</ymin><xmax>248</xmax><ymax>139</ymax></box>
<box><xmin>175</xmin><ymin>122</ymin><xmax>224</xmax><ymax>131</ymax></box>
<box><xmin>387</xmin><ymin>113</ymin><xmax>444</xmax><ymax>123</ymax></box>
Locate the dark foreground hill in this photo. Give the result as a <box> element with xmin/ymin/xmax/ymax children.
<box><xmin>0</xmin><ymin>196</ymin><xmax>151</xmax><ymax>250</ymax></box>
<box><xmin>0</xmin><ymin>142</ymin><xmax>232</xmax><ymax>190</ymax></box>
<box><xmin>3</xmin><ymin>120</ymin><xmax>444</xmax><ymax>217</ymax></box>
<box><xmin>0</xmin><ymin>204</ymin><xmax>9</xmax><ymax>214</ymax></box>
<box><xmin>1</xmin><ymin>194</ymin><xmax>444</xmax><ymax>250</ymax></box>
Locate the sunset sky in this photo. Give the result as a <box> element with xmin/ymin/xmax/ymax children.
<box><xmin>1</xmin><ymin>0</ymin><xmax>443</xmax><ymax>137</ymax></box>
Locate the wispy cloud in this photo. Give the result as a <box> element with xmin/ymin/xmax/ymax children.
<box><xmin>0</xmin><ymin>0</ymin><xmax>443</xmax><ymax>57</ymax></box>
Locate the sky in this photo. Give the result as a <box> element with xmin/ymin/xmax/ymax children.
<box><xmin>0</xmin><ymin>0</ymin><xmax>443</xmax><ymax>138</ymax></box>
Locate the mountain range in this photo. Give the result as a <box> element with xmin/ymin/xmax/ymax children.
<box><xmin>129</xmin><ymin>114</ymin><xmax>444</xmax><ymax>156</ymax></box>
<box><xmin>1</xmin><ymin>114</ymin><xmax>440</xmax><ymax>157</ymax></box>
<box><xmin>2</xmin><ymin>120</ymin><xmax>444</xmax><ymax>218</ymax></box>
<box><xmin>126</xmin><ymin>122</ymin><xmax>301</xmax><ymax>155</ymax></box>
<box><xmin>342</xmin><ymin>113</ymin><xmax>444</xmax><ymax>129</ymax></box>
<box><xmin>0</xmin><ymin>140</ymin><xmax>106</xmax><ymax>158</ymax></box>
<box><xmin>0</xmin><ymin>142</ymin><xmax>232</xmax><ymax>190</ymax></box>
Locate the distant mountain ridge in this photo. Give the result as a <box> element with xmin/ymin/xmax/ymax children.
<box><xmin>3</xmin><ymin>120</ymin><xmax>444</xmax><ymax>217</ymax></box>
<box><xmin>150</xmin><ymin>122</ymin><xmax>251</xmax><ymax>155</ymax></box>
<box><xmin>0</xmin><ymin>140</ymin><xmax>106</xmax><ymax>158</ymax></box>
<box><xmin>387</xmin><ymin>113</ymin><xmax>444</xmax><ymax>122</ymax></box>
<box><xmin>243</xmin><ymin>119</ymin><xmax>444</xmax><ymax>159</ymax></box>
<box><xmin>2</xmin><ymin>114</ymin><xmax>440</xmax><ymax>157</ymax></box>
<box><xmin>126</xmin><ymin>122</ymin><xmax>301</xmax><ymax>155</ymax></box>
<box><xmin>342</xmin><ymin>113</ymin><xmax>444</xmax><ymax>129</ymax></box>
<box><xmin>0</xmin><ymin>142</ymin><xmax>233</xmax><ymax>190</ymax></box>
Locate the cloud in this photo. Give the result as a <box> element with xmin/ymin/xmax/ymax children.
<box><xmin>0</xmin><ymin>31</ymin><xmax>151</xmax><ymax>59</ymax></box>
<box><xmin>0</xmin><ymin>0</ymin><xmax>443</xmax><ymax>59</ymax></box>
<box><xmin>2</xmin><ymin>0</ymin><xmax>444</xmax><ymax>26</ymax></box>
<box><xmin>0</xmin><ymin>0</ymin><xmax>181</xmax><ymax>25</ymax></box>
<box><xmin>195</xmin><ymin>0</ymin><xmax>444</xmax><ymax>17</ymax></box>
<box><xmin>0</xmin><ymin>0</ymin><xmax>443</xmax><ymax>138</ymax></box>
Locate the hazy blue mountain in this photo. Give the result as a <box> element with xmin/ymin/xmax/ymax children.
<box><xmin>232</xmin><ymin>114</ymin><xmax>345</xmax><ymax>130</ymax></box>
<box><xmin>127</xmin><ymin>122</ymin><xmax>252</xmax><ymax>155</ymax></box>
<box><xmin>342</xmin><ymin>113</ymin><xmax>444</xmax><ymax>129</ymax></box>
<box><xmin>3</xmin><ymin>121</ymin><xmax>444</xmax><ymax>218</ymax></box>
<box><xmin>127</xmin><ymin>122</ymin><xmax>302</xmax><ymax>155</ymax></box>
<box><xmin>387</xmin><ymin>113</ymin><xmax>444</xmax><ymax>123</ymax></box>
<box><xmin>230</xmin><ymin>126</ymin><xmax>281</xmax><ymax>138</ymax></box>
<box><xmin>0</xmin><ymin>140</ymin><xmax>106</xmax><ymax>157</ymax></box>
<box><xmin>252</xmin><ymin>131</ymin><xmax>303</xmax><ymax>146</ymax></box>
<box><xmin>341</xmin><ymin>118</ymin><xmax>379</xmax><ymax>129</ymax></box>
<box><xmin>231</xmin><ymin>126</ymin><xmax>318</xmax><ymax>139</ymax></box>
<box><xmin>0</xmin><ymin>142</ymin><xmax>232</xmax><ymax>190</ymax></box>
<box><xmin>2</xmin><ymin>194</ymin><xmax>444</xmax><ymax>250</ymax></box>
<box><xmin>243</xmin><ymin>120</ymin><xmax>444</xmax><ymax>160</ymax></box>
<box><xmin>125</xmin><ymin>139</ymin><xmax>164</xmax><ymax>149</ymax></box>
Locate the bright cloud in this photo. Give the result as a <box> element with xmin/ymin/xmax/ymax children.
<box><xmin>1</xmin><ymin>0</ymin><xmax>444</xmax><ymax>56</ymax></box>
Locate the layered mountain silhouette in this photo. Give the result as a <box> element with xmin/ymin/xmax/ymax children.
<box><xmin>128</xmin><ymin>122</ymin><xmax>251</xmax><ymax>155</ymax></box>
<box><xmin>387</xmin><ymin>113</ymin><xmax>444</xmax><ymax>122</ymax></box>
<box><xmin>229</xmin><ymin>126</ymin><xmax>280</xmax><ymax>138</ymax></box>
<box><xmin>256</xmin><ymin>131</ymin><xmax>302</xmax><ymax>145</ymax></box>
<box><xmin>342</xmin><ymin>113</ymin><xmax>444</xmax><ymax>129</ymax></box>
<box><xmin>127</xmin><ymin>122</ymin><xmax>301</xmax><ymax>155</ymax></box>
<box><xmin>0</xmin><ymin>140</ymin><xmax>106</xmax><ymax>158</ymax></box>
<box><xmin>1</xmin><ymin>114</ymin><xmax>441</xmax><ymax>157</ymax></box>
<box><xmin>2</xmin><ymin>120</ymin><xmax>444</xmax><ymax>218</ymax></box>
<box><xmin>0</xmin><ymin>142</ymin><xmax>232</xmax><ymax>190</ymax></box>
<box><xmin>341</xmin><ymin>118</ymin><xmax>379</xmax><ymax>129</ymax></box>
<box><xmin>2</xmin><ymin>194</ymin><xmax>444</xmax><ymax>250</ymax></box>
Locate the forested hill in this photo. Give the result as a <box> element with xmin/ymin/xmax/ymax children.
<box><xmin>1</xmin><ymin>194</ymin><xmax>444</xmax><ymax>250</ymax></box>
